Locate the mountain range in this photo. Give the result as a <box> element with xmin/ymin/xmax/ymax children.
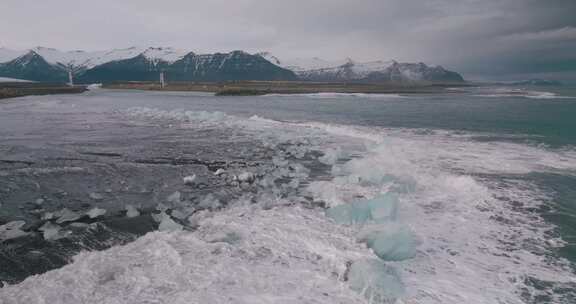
<box><xmin>0</xmin><ymin>47</ymin><xmax>465</xmax><ymax>84</ymax></box>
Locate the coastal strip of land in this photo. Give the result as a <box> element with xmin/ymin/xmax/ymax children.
<box><xmin>103</xmin><ymin>81</ymin><xmax>471</xmax><ymax>96</ymax></box>
<box><xmin>0</xmin><ymin>82</ymin><xmax>87</xmax><ymax>100</ymax></box>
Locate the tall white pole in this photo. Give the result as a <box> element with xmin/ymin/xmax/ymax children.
<box><xmin>160</xmin><ymin>71</ymin><xmax>165</xmax><ymax>88</ymax></box>
<box><xmin>68</xmin><ymin>70</ymin><xmax>74</xmax><ymax>86</ymax></box>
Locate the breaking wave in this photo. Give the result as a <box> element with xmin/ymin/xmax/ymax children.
<box><xmin>264</xmin><ymin>92</ymin><xmax>406</xmax><ymax>99</ymax></box>
<box><xmin>2</xmin><ymin>107</ymin><xmax>576</xmax><ymax>303</ymax></box>
<box><xmin>472</xmin><ymin>88</ymin><xmax>572</xmax><ymax>99</ymax></box>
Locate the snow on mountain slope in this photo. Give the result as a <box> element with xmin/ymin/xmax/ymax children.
<box><xmin>141</xmin><ymin>47</ymin><xmax>189</xmax><ymax>65</ymax></box>
<box><xmin>1</xmin><ymin>47</ymin><xmax>189</xmax><ymax>69</ymax></box>
<box><xmin>0</xmin><ymin>48</ymin><xmax>26</xmax><ymax>63</ymax></box>
<box><xmin>258</xmin><ymin>53</ymin><xmax>397</xmax><ymax>79</ymax></box>
<box><xmin>351</xmin><ymin>60</ymin><xmax>397</xmax><ymax>77</ymax></box>
<box><xmin>31</xmin><ymin>47</ymin><xmax>98</xmax><ymax>68</ymax></box>
<box><xmin>258</xmin><ymin>52</ymin><xmax>348</xmax><ymax>72</ymax></box>
<box><xmin>259</xmin><ymin>53</ymin><xmax>465</xmax><ymax>82</ymax></box>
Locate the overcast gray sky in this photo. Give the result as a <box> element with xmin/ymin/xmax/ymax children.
<box><xmin>1</xmin><ymin>0</ymin><xmax>575</xmax><ymax>81</ymax></box>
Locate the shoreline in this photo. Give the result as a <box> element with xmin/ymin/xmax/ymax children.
<box><xmin>103</xmin><ymin>80</ymin><xmax>473</xmax><ymax>96</ymax></box>
<box><xmin>0</xmin><ymin>83</ymin><xmax>88</xmax><ymax>100</ymax></box>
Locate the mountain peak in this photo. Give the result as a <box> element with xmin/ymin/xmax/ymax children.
<box><xmin>258</xmin><ymin>54</ymin><xmax>464</xmax><ymax>83</ymax></box>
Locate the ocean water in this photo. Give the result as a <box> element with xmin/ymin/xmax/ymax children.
<box><xmin>0</xmin><ymin>85</ymin><xmax>575</xmax><ymax>303</ymax></box>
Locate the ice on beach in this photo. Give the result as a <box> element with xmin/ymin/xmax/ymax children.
<box><xmin>39</xmin><ymin>222</ymin><xmax>69</xmax><ymax>241</ymax></box>
<box><xmin>319</xmin><ymin>147</ymin><xmax>343</xmax><ymax>165</ymax></box>
<box><xmin>41</xmin><ymin>212</ymin><xmax>55</xmax><ymax>221</ymax></box>
<box><xmin>348</xmin><ymin>259</ymin><xmax>405</xmax><ymax>303</ymax></box>
<box><xmin>89</xmin><ymin>192</ymin><xmax>104</xmax><ymax>201</ymax></box>
<box><xmin>237</xmin><ymin>171</ymin><xmax>255</xmax><ymax>183</ymax></box>
<box><xmin>326</xmin><ymin>193</ymin><xmax>398</xmax><ymax>225</ymax></box>
<box><xmin>86</xmin><ymin>207</ymin><xmax>107</xmax><ymax>219</ymax></box>
<box><xmin>0</xmin><ymin>221</ymin><xmax>29</xmax><ymax>241</ymax></box>
<box><xmin>198</xmin><ymin>194</ymin><xmax>222</xmax><ymax>210</ymax></box>
<box><xmin>156</xmin><ymin>213</ymin><xmax>183</xmax><ymax>232</ymax></box>
<box><xmin>124</xmin><ymin>205</ymin><xmax>140</xmax><ymax>218</ymax></box>
<box><xmin>204</xmin><ymin>231</ymin><xmax>242</xmax><ymax>245</ymax></box>
<box><xmin>183</xmin><ymin>175</ymin><xmax>197</xmax><ymax>185</ymax></box>
<box><xmin>166</xmin><ymin>191</ymin><xmax>182</xmax><ymax>204</ymax></box>
<box><xmin>358</xmin><ymin>224</ymin><xmax>417</xmax><ymax>261</ymax></box>
<box><xmin>54</xmin><ymin>208</ymin><xmax>83</xmax><ymax>224</ymax></box>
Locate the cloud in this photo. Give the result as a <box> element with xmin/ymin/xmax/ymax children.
<box><xmin>0</xmin><ymin>0</ymin><xmax>574</xmax><ymax>80</ymax></box>
<box><xmin>501</xmin><ymin>27</ymin><xmax>576</xmax><ymax>42</ymax></box>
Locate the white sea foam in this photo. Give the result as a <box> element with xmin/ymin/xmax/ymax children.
<box><xmin>4</xmin><ymin>107</ymin><xmax>576</xmax><ymax>303</ymax></box>
<box><xmin>472</xmin><ymin>87</ymin><xmax>573</xmax><ymax>99</ymax></box>
<box><xmin>265</xmin><ymin>93</ymin><xmax>406</xmax><ymax>99</ymax></box>
<box><xmin>123</xmin><ymin>107</ymin><xmax>576</xmax><ymax>303</ymax></box>
<box><xmin>1</xmin><ymin>205</ymin><xmax>374</xmax><ymax>304</ymax></box>
<box><xmin>299</xmin><ymin>121</ymin><xmax>576</xmax><ymax>303</ymax></box>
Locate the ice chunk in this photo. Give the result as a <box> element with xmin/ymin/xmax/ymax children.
<box><xmin>347</xmin><ymin>259</ymin><xmax>404</xmax><ymax>303</ymax></box>
<box><xmin>358</xmin><ymin>225</ymin><xmax>417</xmax><ymax>261</ymax></box>
<box><xmin>70</xmin><ymin>223</ymin><xmax>89</xmax><ymax>228</ymax></box>
<box><xmin>89</xmin><ymin>192</ymin><xmax>104</xmax><ymax>201</ymax></box>
<box><xmin>170</xmin><ymin>209</ymin><xmax>188</xmax><ymax>220</ymax></box>
<box><xmin>39</xmin><ymin>222</ymin><xmax>70</xmax><ymax>241</ymax></box>
<box><xmin>198</xmin><ymin>194</ymin><xmax>221</xmax><ymax>210</ymax></box>
<box><xmin>86</xmin><ymin>207</ymin><xmax>107</xmax><ymax>219</ymax></box>
<box><xmin>214</xmin><ymin>169</ymin><xmax>226</xmax><ymax>176</ymax></box>
<box><xmin>273</xmin><ymin>156</ymin><xmax>289</xmax><ymax>167</ymax></box>
<box><xmin>183</xmin><ymin>175</ymin><xmax>197</xmax><ymax>185</ymax></box>
<box><xmin>237</xmin><ymin>171</ymin><xmax>255</xmax><ymax>183</ymax></box>
<box><xmin>42</xmin><ymin>212</ymin><xmax>55</xmax><ymax>221</ymax></box>
<box><xmin>55</xmin><ymin>208</ymin><xmax>83</xmax><ymax>224</ymax></box>
<box><xmin>205</xmin><ymin>231</ymin><xmax>242</xmax><ymax>245</ymax></box>
<box><xmin>167</xmin><ymin>191</ymin><xmax>182</xmax><ymax>204</ymax></box>
<box><xmin>319</xmin><ymin>147</ymin><xmax>343</xmax><ymax>165</ymax></box>
<box><xmin>326</xmin><ymin>193</ymin><xmax>398</xmax><ymax>225</ymax></box>
<box><xmin>157</xmin><ymin>213</ymin><xmax>183</xmax><ymax>231</ymax></box>
<box><xmin>125</xmin><ymin>205</ymin><xmax>140</xmax><ymax>218</ymax></box>
<box><xmin>0</xmin><ymin>221</ymin><xmax>29</xmax><ymax>241</ymax></box>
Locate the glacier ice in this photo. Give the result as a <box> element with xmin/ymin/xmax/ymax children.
<box><xmin>86</xmin><ymin>207</ymin><xmax>106</xmax><ymax>219</ymax></box>
<box><xmin>204</xmin><ymin>231</ymin><xmax>242</xmax><ymax>245</ymax></box>
<box><xmin>166</xmin><ymin>191</ymin><xmax>182</xmax><ymax>204</ymax></box>
<box><xmin>89</xmin><ymin>192</ymin><xmax>104</xmax><ymax>201</ymax></box>
<box><xmin>237</xmin><ymin>171</ymin><xmax>255</xmax><ymax>183</ymax></box>
<box><xmin>39</xmin><ymin>222</ymin><xmax>70</xmax><ymax>241</ymax></box>
<box><xmin>358</xmin><ymin>224</ymin><xmax>417</xmax><ymax>261</ymax></box>
<box><xmin>54</xmin><ymin>208</ymin><xmax>83</xmax><ymax>224</ymax></box>
<box><xmin>347</xmin><ymin>259</ymin><xmax>405</xmax><ymax>303</ymax></box>
<box><xmin>198</xmin><ymin>194</ymin><xmax>222</xmax><ymax>210</ymax></box>
<box><xmin>156</xmin><ymin>212</ymin><xmax>183</xmax><ymax>232</ymax></box>
<box><xmin>124</xmin><ymin>205</ymin><xmax>140</xmax><ymax>218</ymax></box>
<box><xmin>325</xmin><ymin>193</ymin><xmax>398</xmax><ymax>225</ymax></box>
<box><xmin>0</xmin><ymin>221</ymin><xmax>29</xmax><ymax>241</ymax></box>
<box><xmin>183</xmin><ymin>175</ymin><xmax>197</xmax><ymax>185</ymax></box>
<box><xmin>319</xmin><ymin>147</ymin><xmax>343</xmax><ymax>165</ymax></box>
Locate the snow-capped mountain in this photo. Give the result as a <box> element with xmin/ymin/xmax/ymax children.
<box><xmin>0</xmin><ymin>47</ymin><xmax>464</xmax><ymax>83</ymax></box>
<box><xmin>79</xmin><ymin>50</ymin><xmax>296</xmax><ymax>83</ymax></box>
<box><xmin>258</xmin><ymin>52</ymin><xmax>465</xmax><ymax>83</ymax></box>
<box><xmin>0</xmin><ymin>47</ymin><xmax>189</xmax><ymax>71</ymax></box>
<box><xmin>0</xmin><ymin>47</ymin><xmax>296</xmax><ymax>83</ymax></box>
<box><xmin>258</xmin><ymin>53</ymin><xmax>350</xmax><ymax>72</ymax></box>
